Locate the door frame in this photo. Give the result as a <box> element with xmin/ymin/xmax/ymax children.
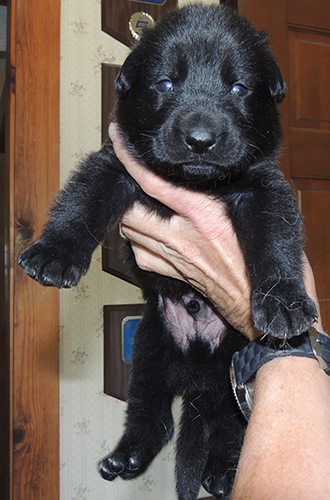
<box><xmin>2</xmin><ymin>1</ymin><xmax>60</xmax><ymax>498</ymax></box>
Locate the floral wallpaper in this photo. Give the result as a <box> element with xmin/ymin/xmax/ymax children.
<box><xmin>60</xmin><ymin>0</ymin><xmax>212</xmax><ymax>499</ymax></box>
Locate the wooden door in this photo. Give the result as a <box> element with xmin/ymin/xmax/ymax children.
<box><xmin>1</xmin><ymin>1</ymin><xmax>60</xmax><ymax>499</ymax></box>
<box><xmin>239</xmin><ymin>0</ymin><xmax>330</xmax><ymax>332</ymax></box>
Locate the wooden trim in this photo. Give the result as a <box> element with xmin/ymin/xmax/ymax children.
<box><xmin>101</xmin><ymin>63</ymin><xmax>141</xmax><ymax>286</ymax></box>
<box><xmin>1</xmin><ymin>1</ymin><xmax>60</xmax><ymax>499</ymax></box>
<box><xmin>222</xmin><ymin>0</ymin><xmax>238</xmax><ymax>9</ymax></box>
<box><xmin>101</xmin><ymin>63</ymin><xmax>121</xmax><ymax>143</ymax></box>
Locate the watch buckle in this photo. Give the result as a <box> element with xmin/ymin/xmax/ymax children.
<box><xmin>230</xmin><ymin>353</ymin><xmax>254</xmax><ymax>421</ymax></box>
<box><xmin>308</xmin><ymin>326</ymin><xmax>328</xmax><ymax>371</ymax></box>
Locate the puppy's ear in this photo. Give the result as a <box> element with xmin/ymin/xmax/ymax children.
<box><xmin>115</xmin><ymin>52</ymin><xmax>137</xmax><ymax>97</ymax></box>
<box><xmin>267</xmin><ymin>58</ymin><xmax>286</xmax><ymax>104</ymax></box>
<box><xmin>259</xmin><ymin>31</ymin><xmax>286</xmax><ymax>104</ymax></box>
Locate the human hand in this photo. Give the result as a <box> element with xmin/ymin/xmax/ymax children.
<box><xmin>109</xmin><ymin>123</ymin><xmax>322</xmax><ymax>339</ymax></box>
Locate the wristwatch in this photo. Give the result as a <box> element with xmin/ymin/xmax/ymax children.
<box><xmin>230</xmin><ymin>326</ymin><xmax>330</xmax><ymax>421</ymax></box>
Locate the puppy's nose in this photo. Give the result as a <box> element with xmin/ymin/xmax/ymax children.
<box><xmin>185</xmin><ymin>127</ymin><xmax>216</xmax><ymax>154</ymax></box>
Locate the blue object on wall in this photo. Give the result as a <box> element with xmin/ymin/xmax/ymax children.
<box><xmin>128</xmin><ymin>0</ymin><xmax>166</xmax><ymax>4</ymax></box>
<box><xmin>121</xmin><ymin>316</ymin><xmax>142</xmax><ymax>363</ymax></box>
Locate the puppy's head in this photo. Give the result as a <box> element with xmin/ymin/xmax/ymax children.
<box><xmin>115</xmin><ymin>4</ymin><xmax>286</xmax><ymax>186</ymax></box>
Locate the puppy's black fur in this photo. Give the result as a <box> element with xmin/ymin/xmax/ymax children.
<box><xmin>19</xmin><ymin>5</ymin><xmax>317</xmax><ymax>499</ymax></box>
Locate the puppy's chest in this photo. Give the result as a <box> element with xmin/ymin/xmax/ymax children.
<box><xmin>161</xmin><ymin>292</ymin><xmax>227</xmax><ymax>351</ymax></box>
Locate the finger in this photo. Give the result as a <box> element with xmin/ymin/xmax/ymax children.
<box><xmin>121</xmin><ymin>204</ymin><xmax>171</xmax><ymax>242</ymax></box>
<box><xmin>131</xmin><ymin>242</ymin><xmax>184</xmax><ymax>280</ymax></box>
<box><xmin>126</xmin><ymin>227</ymin><xmax>256</xmax><ymax>337</ymax></box>
<box><xmin>122</xmin><ymin>205</ymin><xmax>250</xmax><ymax>302</ymax></box>
<box><xmin>121</xmin><ymin>222</ymin><xmax>191</xmax><ymax>273</ymax></box>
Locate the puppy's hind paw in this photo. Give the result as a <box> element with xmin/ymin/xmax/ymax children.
<box><xmin>99</xmin><ymin>459</ymin><xmax>119</xmax><ymax>481</ymax></box>
<box><xmin>98</xmin><ymin>451</ymin><xmax>147</xmax><ymax>482</ymax></box>
<box><xmin>202</xmin><ymin>472</ymin><xmax>233</xmax><ymax>500</ymax></box>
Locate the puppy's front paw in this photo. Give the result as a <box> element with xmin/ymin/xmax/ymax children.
<box><xmin>18</xmin><ymin>239</ymin><xmax>90</xmax><ymax>288</ymax></box>
<box><xmin>251</xmin><ymin>278</ymin><xmax>318</xmax><ymax>338</ymax></box>
<box><xmin>99</xmin><ymin>449</ymin><xmax>150</xmax><ymax>482</ymax></box>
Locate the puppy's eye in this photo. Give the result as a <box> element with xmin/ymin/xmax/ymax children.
<box><xmin>155</xmin><ymin>78</ymin><xmax>173</xmax><ymax>92</ymax></box>
<box><xmin>231</xmin><ymin>83</ymin><xmax>249</xmax><ymax>97</ymax></box>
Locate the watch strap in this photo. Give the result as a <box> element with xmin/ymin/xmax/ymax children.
<box><xmin>232</xmin><ymin>331</ymin><xmax>315</xmax><ymax>387</ymax></box>
<box><xmin>230</xmin><ymin>327</ymin><xmax>330</xmax><ymax>421</ymax></box>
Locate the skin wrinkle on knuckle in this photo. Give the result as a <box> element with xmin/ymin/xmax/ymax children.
<box><xmin>134</xmin><ymin>245</ymin><xmax>184</xmax><ymax>279</ymax></box>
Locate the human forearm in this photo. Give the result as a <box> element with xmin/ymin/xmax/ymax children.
<box><xmin>231</xmin><ymin>355</ymin><xmax>330</xmax><ymax>500</ymax></box>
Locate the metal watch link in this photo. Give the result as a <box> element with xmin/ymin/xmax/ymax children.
<box><xmin>230</xmin><ymin>326</ymin><xmax>330</xmax><ymax>421</ymax></box>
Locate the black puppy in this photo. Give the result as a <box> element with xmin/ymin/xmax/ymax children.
<box><xmin>19</xmin><ymin>4</ymin><xmax>317</xmax><ymax>499</ymax></box>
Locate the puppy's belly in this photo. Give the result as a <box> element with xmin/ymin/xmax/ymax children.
<box><xmin>163</xmin><ymin>294</ymin><xmax>227</xmax><ymax>350</ymax></box>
